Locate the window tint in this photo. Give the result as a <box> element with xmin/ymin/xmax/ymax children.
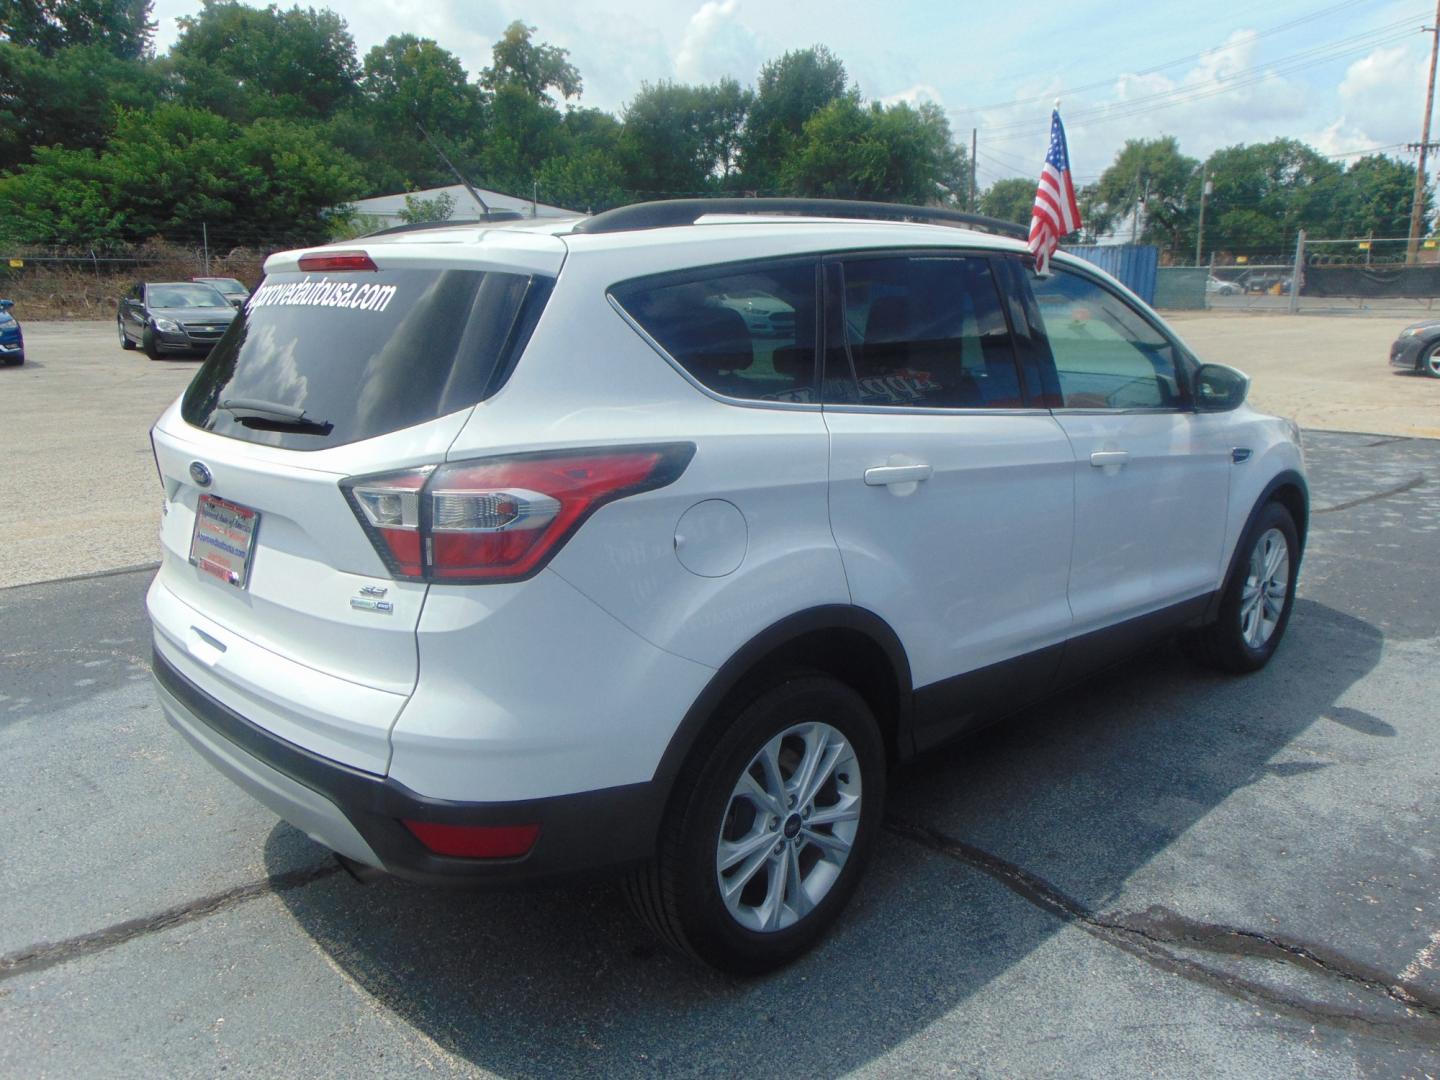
<box><xmin>611</xmin><ymin>261</ymin><xmax>817</xmax><ymax>403</ymax></box>
<box><xmin>183</xmin><ymin>268</ymin><xmax>545</xmax><ymax>450</ymax></box>
<box><xmin>825</xmin><ymin>255</ymin><xmax>1023</xmax><ymax>408</ymax></box>
<box><xmin>1030</xmin><ymin>270</ymin><xmax>1186</xmax><ymax>410</ymax></box>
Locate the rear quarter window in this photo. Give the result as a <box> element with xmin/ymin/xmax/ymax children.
<box><xmin>182</xmin><ymin>268</ymin><xmax>549</xmax><ymax>450</ymax></box>
<box><xmin>610</xmin><ymin>260</ymin><xmax>819</xmax><ymax>404</ymax></box>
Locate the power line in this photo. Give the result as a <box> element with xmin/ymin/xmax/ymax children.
<box><xmin>979</xmin><ymin>15</ymin><xmax>1423</xmax><ymax>135</ymax></box>
<box><xmin>966</xmin><ymin>0</ymin><xmax>1380</xmax><ymax>113</ymax></box>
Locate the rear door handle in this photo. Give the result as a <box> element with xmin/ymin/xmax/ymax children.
<box><xmin>1089</xmin><ymin>450</ymin><xmax>1129</xmax><ymax>468</ymax></box>
<box><xmin>864</xmin><ymin>464</ymin><xmax>933</xmax><ymax>486</ymax></box>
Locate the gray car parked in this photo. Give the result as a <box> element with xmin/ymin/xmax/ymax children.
<box><xmin>1390</xmin><ymin>319</ymin><xmax>1440</xmax><ymax>378</ymax></box>
<box><xmin>118</xmin><ymin>282</ymin><xmax>238</xmax><ymax>359</ymax></box>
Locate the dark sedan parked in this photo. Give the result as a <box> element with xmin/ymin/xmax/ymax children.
<box><xmin>118</xmin><ymin>282</ymin><xmax>237</xmax><ymax>359</ymax></box>
<box><xmin>0</xmin><ymin>298</ymin><xmax>23</xmax><ymax>366</ymax></box>
<box><xmin>192</xmin><ymin>276</ymin><xmax>251</xmax><ymax>309</ymax></box>
<box><xmin>1390</xmin><ymin>320</ymin><xmax>1440</xmax><ymax>378</ymax></box>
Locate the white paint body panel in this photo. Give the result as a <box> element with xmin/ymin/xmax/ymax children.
<box><xmin>824</xmin><ymin>409</ymin><xmax>1075</xmax><ymax>688</ymax></box>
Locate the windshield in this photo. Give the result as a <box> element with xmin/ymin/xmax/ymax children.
<box><xmin>150</xmin><ymin>284</ymin><xmax>229</xmax><ymax>308</ymax></box>
<box><xmin>182</xmin><ymin>267</ymin><xmax>550</xmax><ymax>450</ymax></box>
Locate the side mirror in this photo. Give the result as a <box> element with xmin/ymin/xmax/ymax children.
<box><xmin>1193</xmin><ymin>363</ymin><xmax>1249</xmax><ymax>412</ymax></box>
<box><xmin>0</xmin><ymin>300</ymin><xmax>13</xmax><ymax>313</ymax></box>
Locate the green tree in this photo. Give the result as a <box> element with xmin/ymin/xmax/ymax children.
<box><xmin>980</xmin><ymin>177</ymin><xmax>1036</xmax><ymax>226</ymax></box>
<box><xmin>167</xmin><ymin>0</ymin><xmax>359</xmax><ymax>121</ymax></box>
<box><xmin>740</xmin><ymin>45</ymin><xmax>848</xmax><ymax>192</ymax></box>
<box><xmin>1331</xmin><ymin>154</ymin><xmax>1428</xmax><ymax>241</ymax></box>
<box><xmin>481</xmin><ymin>21</ymin><xmax>581</xmax><ymax>100</ymax></box>
<box><xmin>359</xmin><ymin>34</ymin><xmax>483</xmax><ymax>188</ymax></box>
<box><xmin>781</xmin><ymin>96</ymin><xmax>959</xmax><ymax>204</ymax></box>
<box><xmin>1201</xmin><ymin>138</ymin><xmax>1343</xmax><ymax>254</ymax></box>
<box><xmin>1091</xmin><ymin>136</ymin><xmax>1198</xmax><ymax>253</ymax></box>
<box><xmin>0</xmin><ymin>103</ymin><xmax>362</xmax><ymax>247</ymax></box>
<box><xmin>618</xmin><ymin>79</ymin><xmax>752</xmax><ymax>197</ymax></box>
<box><xmin>0</xmin><ymin>40</ymin><xmax>162</xmax><ymax>171</ymax></box>
<box><xmin>537</xmin><ymin>107</ymin><xmax>624</xmax><ymax>211</ymax></box>
<box><xmin>398</xmin><ymin>190</ymin><xmax>454</xmax><ymax>224</ymax></box>
<box><xmin>0</xmin><ymin>0</ymin><xmax>154</xmax><ymax>58</ymax></box>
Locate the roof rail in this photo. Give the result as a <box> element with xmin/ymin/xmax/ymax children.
<box><xmin>361</xmin><ymin>211</ymin><xmax>528</xmax><ymax>238</ymax></box>
<box><xmin>570</xmin><ymin>198</ymin><xmax>1029</xmax><ymax>240</ymax></box>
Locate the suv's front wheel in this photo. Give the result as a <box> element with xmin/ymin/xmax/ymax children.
<box><xmin>1193</xmin><ymin>501</ymin><xmax>1299</xmax><ymax>673</ymax></box>
<box><xmin>628</xmin><ymin>674</ymin><xmax>885</xmax><ymax>974</ymax></box>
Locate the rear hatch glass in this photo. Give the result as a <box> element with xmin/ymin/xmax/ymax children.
<box><xmin>182</xmin><ymin>268</ymin><xmax>549</xmax><ymax>450</ymax></box>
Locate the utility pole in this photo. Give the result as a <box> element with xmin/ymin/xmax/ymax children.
<box><xmin>1288</xmin><ymin>229</ymin><xmax>1306</xmax><ymax>314</ymax></box>
<box><xmin>1194</xmin><ymin>171</ymin><xmax>1212</xmax><ymax>267</ymax></box>
<box><xmin>1131</xmin><ymin>177</ymin><xmax>1150</xmax><ymax>243</ymax></box>
<box><xmin>970</xmin><ymin>128</ymin><xmax>978</xmax><ymax>213</ymax></box>
<box><xmin>1407</xmin><ymin>1</ymin><xmax>1440</xmax><ymax>265</ymax></box>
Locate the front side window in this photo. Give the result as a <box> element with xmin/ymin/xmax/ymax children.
<box><xmin>1030</xmin><ymin>270</ymin><xmax>1186</xmax><ymax>410</ymax></box>
<box><xmin>824</xmin><ymin>255</ymin><xmax>1023</xmax><ymax>408</ymax></box>
<box><xmin>610</xmin><ymin>261</ymin><xmax>818</xmax><ymax>403</ymax></box>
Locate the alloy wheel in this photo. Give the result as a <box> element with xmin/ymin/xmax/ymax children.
<box><xmin>715</xmin><ymin>722</ymin><xmax>861</xmax><ymax>933</ymax></box>
<box><xmin>1240</xmin><ymin>527</ymin><xmax>1289</xmax><ymax>649</ymax></box>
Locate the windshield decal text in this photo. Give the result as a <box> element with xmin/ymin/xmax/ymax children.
<box><xmin>248</xmin><ymin>277</ymin><xmax>398</xmax><ymax>313</ymax></box>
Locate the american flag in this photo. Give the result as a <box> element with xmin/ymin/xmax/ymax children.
<box><xmin>1028</xmin><ymin>109</ymin><xmax>1081</xmax><ymax>274</ymax></box>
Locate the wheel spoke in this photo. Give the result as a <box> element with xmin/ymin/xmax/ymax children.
<box><xmin>759</xmin><ymin>852</ymin><xmax>788</xmax><ymax>931</ymax></box>
<box><xmin>758</xmin><ymin>738</ymin><xmax>787</xmax><ymax>809</ymax></box>
<box><xmin>808</xmin><ymin>794</ymin><xmax>861</xmax><ymax>828</ymax></box>
<box><xmin>797</xmin><ymin>739</ymin><xmax>847</xmax><ymax>810</ymax></box>
<box><xmin>721</xmin><ymin>843</ymin><xmax>773</xmax><ymax>904</ymax></box>
<box><xmin>801</xmin><ymin>826</ymin><xmax>852</xmax><ymax>861</ymax></box>
<box><xmin>738</xmin><ymin>769</ymin><xmax>784</xmax><ymax>816</ymax></box>
<box><xmin>787</xmin><ymin>725</ymin><xmax>827</xmax><ymax>809</ymax></box>
<box><xmin>1263</xmin><ymin>538</ymin><xmax>1285</xmax><ymax>580</ymax></box>
<box><xmin>785</xmin><ymin>845</ymin><xmax>812</xmax><ymax>918</ymax></box>
<box><xmin>718</xmin><ymin>827</ymin><xmax>778</xmax><ymax>873</ymax></box>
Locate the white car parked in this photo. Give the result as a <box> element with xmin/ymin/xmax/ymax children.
<box><xmin>147</xmin><ymin>199</ymin><xmax>1307</xmax><ymax>973</ymax></box>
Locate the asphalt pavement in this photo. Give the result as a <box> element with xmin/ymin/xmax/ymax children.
<box><xmin>1</xmin><ymin>430</ymin><xmax>1438</xmax><ymax>1078</ymax></box>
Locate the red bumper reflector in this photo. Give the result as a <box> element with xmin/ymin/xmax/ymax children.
<box><xmin>401</xmin><ymin>820</ymin><xmax>540</xmax><ymax>859</ymax></box>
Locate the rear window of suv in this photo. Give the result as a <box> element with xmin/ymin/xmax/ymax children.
<box><xmin>182</xmin><ymin>268</ymin><xmax>549</xmax><ymax>450</ymax></box>
<box><xmin>610</xmin><ymin>259</ymin><xmax>818</xmax><ymax>404</ymax></box>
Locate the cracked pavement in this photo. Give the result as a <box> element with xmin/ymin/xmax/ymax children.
<box><xmin>1</xmin><ymin>430</ymin><xmax>1438</xmax><ymax>1078</ymax></box>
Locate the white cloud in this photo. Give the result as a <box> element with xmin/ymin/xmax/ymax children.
<box><xmin>880</xmin><ymin>83</ymin><xmax>945</xmax><ymax>109</ymax></box>
<box><xmin>1313</xmin><ymin>42</ymin><xmax>1428</xmax><ymax>152</ymax></box>
<box><xmin>673</xmin><ymin>0</ymin><xmax>762</xmax><ymax>85</ymax></box>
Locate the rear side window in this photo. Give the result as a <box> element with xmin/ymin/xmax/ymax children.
<box><xmin>183</xmin><ymin>268</ymin><xmax>548</xmax><ymax>450</ymax></box>
<box><xmin>824</xmin><ymin>255</ymin><xmax>1023</xmax><ymax>408</ymax></box>
<box><xmin>610</xmin><ymin>260</ymin><xmax>818</xmax><ymax>403</ymax></box>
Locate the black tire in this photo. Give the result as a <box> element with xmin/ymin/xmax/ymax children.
<box><xmin>626</xmin><ymin>673</ymin><xmax>886</xmax><ymax>975</ymax></box>
<box><xmin>119</xmin><ymin>319</ymin><xmax>136</xmax><ymax>350</ymax></box>
<box><xmin>142</xmin><ymin>328</ymin><xmax>161</xmax><ymax>360</ymax></box>
<box><xmin>1192</xmin><ymin>501</ymin><xmax>1299</xmax><ymax>673</ymax></box>
<box><xmin>1423</xmin><ymin>342</ymin><xmax>1440</xmax><ymax>379</ymax></box>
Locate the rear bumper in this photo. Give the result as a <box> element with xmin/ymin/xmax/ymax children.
<box><xmin>153</xmin><ymin>650</ymin><xmax>666</xmax><ymax>886</ymax></box>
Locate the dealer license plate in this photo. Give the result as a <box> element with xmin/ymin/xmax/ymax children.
<box><xmin>189</xmin><ymin>494</ymin><xmax>261</xmax><ymax>590</ymax></box>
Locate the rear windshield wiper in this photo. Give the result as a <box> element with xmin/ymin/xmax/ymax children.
<box><xmin>219</xmin><ymin>398</ymin><xmax>333</xmax><ymax>434</ymax></box>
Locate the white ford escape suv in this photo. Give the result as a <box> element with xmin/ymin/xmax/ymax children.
<box><xmin>148</xmin><ymin>198</ymin><xmax>1307</xmax><ymax>973</ymax></box>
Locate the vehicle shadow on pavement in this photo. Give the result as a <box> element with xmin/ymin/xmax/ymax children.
<box><xmin>271</xmin><ymin>598</ymin><xmax>1384</xmax><ymax>1076</ymax></box>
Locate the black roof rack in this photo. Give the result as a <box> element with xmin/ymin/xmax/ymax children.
<box><xmin>570</xmin><ymin>198</ymin><xmax>1028</xmax><ymax>241</ymax></box>
<box><xmin>361</xmin><ymin>211</ymin><xmax>528</xmax><ymax>238</ymax></box>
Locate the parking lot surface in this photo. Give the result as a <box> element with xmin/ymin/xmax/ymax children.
<box><xmin>2</xmin><ymin>430</ymin><xmax>1437</xmax><ymax>1077</ymax></box>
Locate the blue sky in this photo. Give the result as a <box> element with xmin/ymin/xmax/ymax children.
<box><xmin>150</xmin><ymin>0</ymin><xmax>1430</xmax><ymax>183</ymax></box>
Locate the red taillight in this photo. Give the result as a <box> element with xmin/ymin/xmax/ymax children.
<box><xmin>341</xmin><ymin>444</ymin><xmax>694</xmax><ymax>584</ymax></box>
<box><xmin>343</xmin><ymin>468</ymin><xmax>431</xmax><ymax>578</ymax></box>
<box><xmin>402</xmin><ymin>820</ymin><xmax>540</xmax><ymax>858</ymax></box>
<box><xmin>297</xmin><ymin>251</ymin><xmax>378</xmax><ymax>272</ymax></box>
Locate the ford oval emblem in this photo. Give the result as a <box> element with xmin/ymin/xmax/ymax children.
<box><xmin>189</xmin><ymin>461</ymin><xmax>213</xmax><ymax>487</ymax></box>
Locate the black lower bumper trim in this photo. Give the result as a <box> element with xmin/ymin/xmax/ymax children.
<box><xmin>152</xmin><ymin>650</ymin><xmax>665</xmax><ymax>886</ymax></box>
